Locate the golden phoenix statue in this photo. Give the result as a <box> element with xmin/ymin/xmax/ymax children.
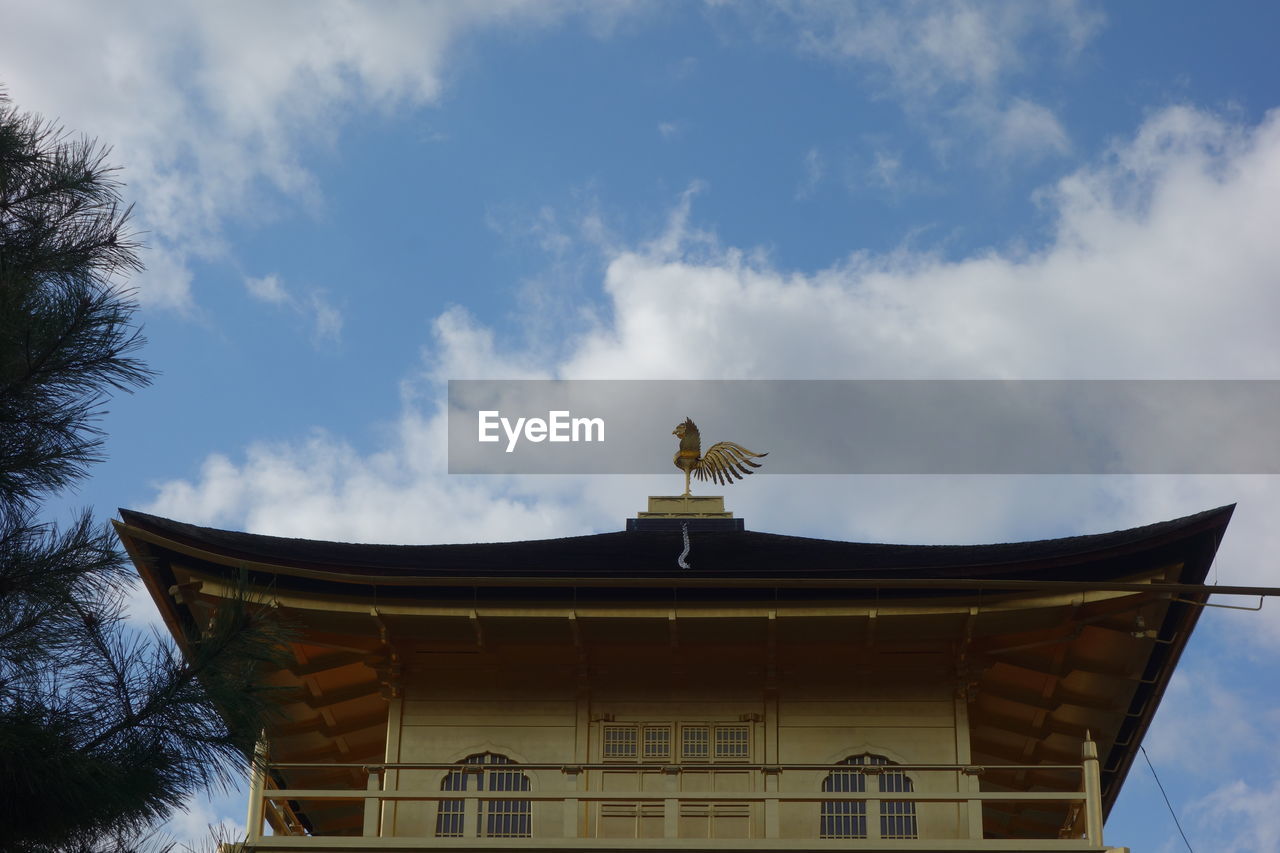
<box><xmin>672</xmin><ymin>417</ymin><xmax>768</xmax><ymax>496</ymax></box>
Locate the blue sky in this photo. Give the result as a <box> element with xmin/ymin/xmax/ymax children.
<box><xmin>4</xmin><ymin>1</ymin><xmax>1280</xmax><ymax>849</ymax></box>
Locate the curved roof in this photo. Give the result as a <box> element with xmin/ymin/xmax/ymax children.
<box><xmin>117</xmin><ymin>504</ymin><xmax>1234</xmax><ymax>584</ymax></box>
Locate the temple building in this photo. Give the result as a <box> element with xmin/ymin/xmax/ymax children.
<box><xmin>114</xmin><ymin>497</ymin><xmax>1235</xmax><ymax>852</ymax></box>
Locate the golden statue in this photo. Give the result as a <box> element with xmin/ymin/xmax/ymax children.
<box><xmin>672</xmin><ymin>417</ymin><xmax>767</xmax><ymax>496</ymax></box>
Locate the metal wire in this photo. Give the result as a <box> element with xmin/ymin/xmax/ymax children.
<box><xmin>1141</xmin><ymin>745</ymin><xmax>1194</xmax><ymax>852</ymax></box>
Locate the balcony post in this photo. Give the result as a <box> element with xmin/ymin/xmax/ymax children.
<box><xmin>664</xmin><ymin>797</ymin><xmax>679</xmax><ymax>839</ymax></box>
<box><xmin>245</xmin><ymin>736</ymin><xmax>267</xmax><ymax>841</ymax></box>
<box><xmin>763</xmin><ymin>766</ymin><xmax>780</xmax><ymax>839</ymax></box>
<box><xmin>562</xmin><ymin>766</ymin><xmax>581</xmax><ymax>838</ymax></box>
<box><xmin>955</xmin><ymin>690</ymin><xmax>983</xmax><ymax>839</ymax></box>
<box><xmin>1082</xmin><ymin>733</ymin><xmax>1103</xmax><ymax>846</ymax></box>
<box><xmin>382</xmin><ymin>692</ymin><xmax>404</xmax><ymax>833</ymax></box>
<box><xmin>363</xmin><ymin>765</ymin><xmax>383</xmax><ymax>837</ymax></box>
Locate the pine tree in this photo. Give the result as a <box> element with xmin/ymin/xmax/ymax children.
<box><xmin>0</xmin><ymin>93</ymin><xmax>288</xmax><ymax>852</ymax></box>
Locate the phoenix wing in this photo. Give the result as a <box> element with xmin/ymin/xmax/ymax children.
<box><xmin>693</xmin><ymin>441</ymin><xmax>768</xmax><ymax>486</ymax></box>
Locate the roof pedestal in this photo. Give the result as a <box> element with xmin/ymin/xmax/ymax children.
<box><xmin>628</xmin><ymin>494</ymin><xmax>745</xmax><ymax>532</ymax></box>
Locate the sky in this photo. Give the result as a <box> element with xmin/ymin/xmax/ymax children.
<box><xmin>3</xmin><ymin>1</ymin><xmax>1280</xmax><ymax>849</ymax></box>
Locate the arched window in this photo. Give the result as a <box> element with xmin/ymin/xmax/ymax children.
<box><xmin>435</xmin><ymin>753</ymin><xmax>531</xmax><ymax>838</ymax></box>
<box><xmin>820</xmin><ymin>754</ymin><xmax>917</xmax><ymax>840</ymax></box>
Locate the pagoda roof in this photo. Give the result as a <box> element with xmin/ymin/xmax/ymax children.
<box><xmin>116</xmin><ymin>504</ymin><xmax>1233</xmax><ymax>586</ymax></box>
<box><xmin>114</xmin><ymin>504</ymin><xmax>1235</xmax><ymax>837</ymax></box>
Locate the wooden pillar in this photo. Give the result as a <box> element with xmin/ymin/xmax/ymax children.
<box><xmin>765</xmin><ymin>610</ymin><xmax>780</xmax><ymax>840</ymax></box>
<box><xmin>955</xmin><ymin>693</ymin><xmax>983</xmax><ymax>839</ymax></box>
<box><xmin>764</xmin><ymin>768</ymin><xmax>780</xmax><ymax>839</ymax></box>
<box><xmin>245</xmin><ymin>736</ymin><xmax>267</xmax><ymax>841</ymax></box>
<box><xmin>575</xmin><ymin>660</ymin><xmax>591</xmax><ymax>838</ymax></box>
<box><xmin>382</xmin><ymin>694</ymin><xmax>404</xmax><ymax>835</ymax></box>
<box><xmin>1082</xmin><ymin>733</ymin><xmax>1103</xmax><ymax>846</ymax></box>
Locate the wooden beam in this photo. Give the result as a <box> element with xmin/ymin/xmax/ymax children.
<box><xmin>303</xmin><ymin>682</ymin><xmax>382</xmax><ymax>710</ymax></box>
<box><xmin>978</xmin><ymin>679</ymin><xmax>1123</xmax><ymax>713</ymax></box>
<box><xmin>273</xmin><ymin>710</ymin><xmax>388</xmax><ymax>739</ymax></box>
<box><xmin>971</xmin><ymin>735</ymin><xmax>1077</xmax><ymax>766</ymax></box>
<box><xmin>287</xmin><ymin>652</ymin><xmax>368</xmax><ymax>677</ymax></box>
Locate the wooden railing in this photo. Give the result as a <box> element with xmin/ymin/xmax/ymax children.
<box><xmin>243</xmin><ymin>741</ymin><xmax>1108</xmax><ymax>850</ymax></box>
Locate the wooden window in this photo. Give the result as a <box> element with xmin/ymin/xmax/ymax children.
<box><xmin>876</xmin><ymin>760</ymin><xmax>917</xmax><ymax>840</ymax></box>
<box><xmin>643</xmin><ymin>725</ymin><xmax>671</xmax><ymax>759</ymax></box>
<box><xmin>435</xmin><ymin>753</ymin><xmax>531</xmax><ymax>838</ymax></box>
<box><xmin>820</xmin><ymin>759</ymin><xmax>866</xmax><ymax>839</ymax></box>
<box><xmin>820</xmin><ymin>754</ymin><xmax>917</xmax><ymax>840</ymax></box>
<box><xmin>681</xmin><ymin>724</ymin><xmax>710</xmax><ymax>760</ymax></box>
<box><xmin>603</xmin><ymin>725</ymin><xmax>638</xmax><ymax>759</ymax></box>
<box><xmin>714</xmin><ymin>725</ymin><xmax>750</xmax><ymax>759</ymax></box>
<box><xmin>601</xmin><ymin>721</ymin><xmax>749</xmax><ymax>762</ymax></box>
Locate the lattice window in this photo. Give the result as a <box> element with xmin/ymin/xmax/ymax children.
<box><xmin>601</xmin><ymin>722</ymin><xmax>748</xmax><ymax>762</ymax></box>
<box><xmin>820</xmin><ymin>754</ymin><xmax>916</xmax><ymax>840</ymax></box>
<box><xmin>876</xmin><ymin>760</ymin><xmax>917</xmax><ymax>840</ymax></box>
<box><xmin>820</xmin><ymin>759</ymin><xmax>866</xmax><ymax>839</ymax></box>
<box><xmin>436</xmin><ymin>762</ymin><xmax>468</xmax><ymax>837</ymax></box>
<box><xmin>603</xmin><ymin>726</ymin><xmax>638</xmax><ymax>759</ymax></box>
<box><xmin>681</xmin><ymin>725</ymin><xmax>710</xmax><ymax>760</ymax></box>
<box><xmin>435</xmin><ymin>753</ymin><xmax>531</xmax><ymax>838</ymax></box>
<box><xmin>643</xmin><ymin>725</ymin><xmax>671</xmax><ymax>759</ymax></box>
<box><xmin>714</xmin><ymin>725</ymin><xmax>750</xmax><ymax>759</ymax></box>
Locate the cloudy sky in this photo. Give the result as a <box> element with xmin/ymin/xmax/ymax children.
<box><xmin>4</xmin><ymin>1</ymin><xmax>1280</xmax><ymax>849</ymax></box>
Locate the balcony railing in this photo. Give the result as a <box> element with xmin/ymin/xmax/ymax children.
<box><xmin>242</xmin><ymin>741</ymin><xmax>1109</xmax><ymax>851</ymax></box>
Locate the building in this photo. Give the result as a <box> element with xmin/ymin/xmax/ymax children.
<box><xmin>114</xmin><ymin>497</ymin><xmax>1235</xmax><ymax>852</ymax></box>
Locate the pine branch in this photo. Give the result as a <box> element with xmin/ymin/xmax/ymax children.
<box><xmin>0</xmin><ymin>92</ymin><xmax>292</xmax><ymax>851</ymax></box>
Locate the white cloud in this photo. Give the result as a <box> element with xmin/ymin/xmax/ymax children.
<box><xmin>796</xmin><ymin>147</ymin><xmax>825</xmax><ymax>199</ymax></box>
<box><xmin>658</xmin><ymin>120</ymin><xmax>682</xmax><ymax>140</ymax></box>
<box><xmin>868</xmin><ymin>149</ymin><xmax>902</xmax><ymax>189</ymax></box>
<box><xmin>744</xmin><ymin>1</ymin><xmax>1100</xmax><ymax>160</ymax></box>
<box><xmin>1142</xmin><ymin>668</ymin><xmax>1274</xmax><ymax>773</ymax></box>
<box><xmin>244</xmin><ymin>273</ymin><xmax>290</xmax><ymax>305</ymax></box>
<box><xmin>0</xmin><ymin>1</ymin><xmax>603</xmax><ymax>310</ymax></box>
<box><xmin>0</xmin><ymin>1</ymin><xmax>1097</xmax><ymax>313</ymax></box>
<box><xmin>1193</xmin><ymin>778</ymin><xmax>1280</xmax><ymax>853</ymax></box>
<box><xmin>568</xmin><ymin>106</ymin><xmax>1280</xmax><ymax>381</ymax></box>
<box><xmin>965</xmin><ymin>97</ymin><xmax>1072</xmax><ymax>161</ymax></box>
<box><xmin>790</xmin><ymin>2</ymin><xmax>1013</xmax><ymax>94</ymax></box>
<box><xmin>146</xmin><ymin>420</ymin><xmax>596</xmax><ymax>545</ymax></box>
<box><xmin>779</xmin><ymin>1</ymin><xmax>1103</xmax><ymax>97</ymax></box>
<box><xmin>308</xmin><ymin>293</ymin><xmax>344</xmax><ymax>343</ymax></box>
<box><xmin>243</xmin><ymin>273</ymin><xmax>343</xmax><ymax>343</ymax></box>
<box><xmin>425</xmin><ymin>306</ymin><xmax>553</xmax><ymax>384</ymax></box>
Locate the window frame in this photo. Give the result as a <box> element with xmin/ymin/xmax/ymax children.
<box><xmin>435</xmin><ymin>752</ymin><xmax>532</xmax><ymax>839</ymax></box>
<box><xmin>819</xmin><ymin>754</ymin><xmax>918</xmax><ymax>841</ymax></box>
<box><xmin>599</xmin><ymin>721</ymin><xmax>754</xmax><ymax>763</ymax></box>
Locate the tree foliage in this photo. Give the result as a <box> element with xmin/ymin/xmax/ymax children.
<box><xmin>0</xmin><ymin>93</ymin><xmax>289</xmax><ymax>852</ymax></box>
